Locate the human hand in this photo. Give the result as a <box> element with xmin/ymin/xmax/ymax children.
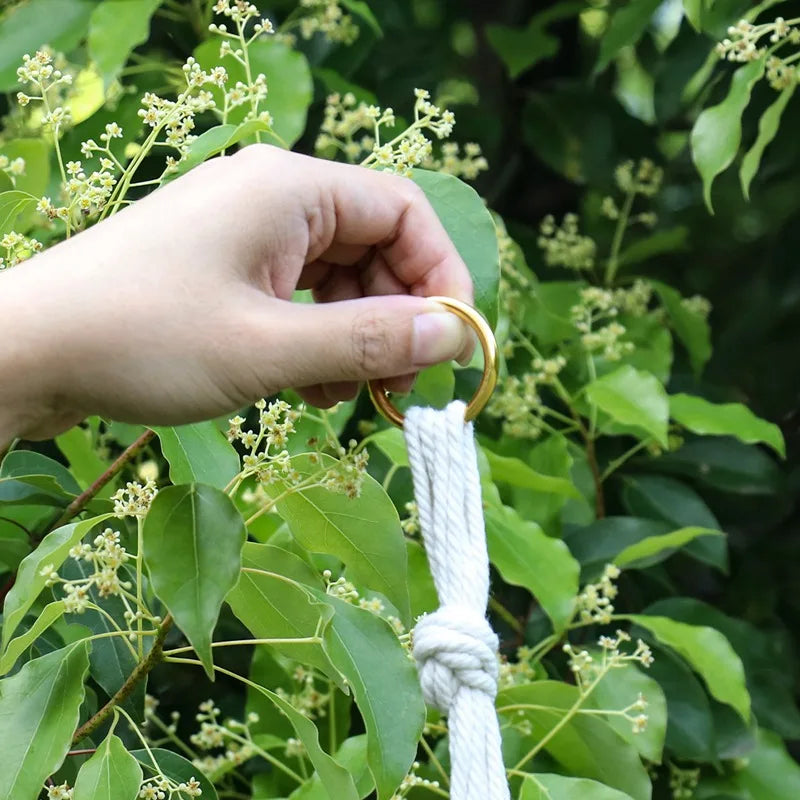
<box><xmin>0</xmin><ymin>145</ymin><xmax>474</xmax><ymax>442</ymax></box>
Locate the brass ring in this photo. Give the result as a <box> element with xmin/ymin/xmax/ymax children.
<box><xmin>367</xmin><ymin>296</ymin><xmax>498</xmax><ymax>428</ymax></box>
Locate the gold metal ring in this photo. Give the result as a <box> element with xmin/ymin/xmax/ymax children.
<box><xmin>367</xmin><ymin>296</ymin><xmax>498</xmax><ymax>428</ymax></box>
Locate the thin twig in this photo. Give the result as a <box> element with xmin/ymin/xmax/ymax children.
<box><xmin>72</xmin><ymin>613</ymin><xmax>173</xmax><ymax>744</ymax></box>
<box><xmin>48</xmin><ymin>429</ymin><xmax>155</xmax><ymax>534</ymax></box>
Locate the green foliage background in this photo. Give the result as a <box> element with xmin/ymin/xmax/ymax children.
<box><xmin>1</xmin><ymin>1</ymin><xmax>800</xmax><ymax>799</ymax></box>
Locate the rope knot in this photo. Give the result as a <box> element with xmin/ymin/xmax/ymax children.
<box><xmin>412</xmin><ymin>605</ymin><xmax>499</xmax><ymax>713</ymax></box>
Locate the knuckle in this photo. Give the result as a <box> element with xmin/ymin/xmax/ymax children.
<box><xmin>351</xmin><ymin>310</ymin><xmax>392</xmax><ymax>375</ymax></box>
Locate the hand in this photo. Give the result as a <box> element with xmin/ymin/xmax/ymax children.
<box><xmin>0</xmin><ymin>145</ymin><xmax>474</xmax><ymax>443</ymax></box>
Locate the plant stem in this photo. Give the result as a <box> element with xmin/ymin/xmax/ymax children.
<box><xmin>419</xmin><ymin>735</ymin><xmax>450</xmax><ymax>787</ymax></box>
<box><xmin>488</xmin><ymin>597</ymin><xmax>523</xmax><ymax>635</ymax></box>
<box><xmin>163</xmin><ymin>636</ymin><xmax>321</xmax><ymax>657</ymax></box>
<box><xmin>47</xmin><ymin>429</ymin><xmax>155</xmax><ymax>534</ymax></box>
<box><xmin>605</xmin><ymin>188</ymin><xmax>635</xmax><ymax>285</ymax></box>
<box><xmin>72</xmin><ymin>614</ymin><xmax>173</xmax><ymax>745</ymax></box>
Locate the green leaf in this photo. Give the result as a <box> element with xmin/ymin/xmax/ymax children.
<box><xmin>683</xmin><ymin>0</ymin><xmax>713</xmax><ymax>32</ymax></box>
<box><xmin>130</xmin><ymin>749</ymin><xmax>218</xmax><ymax>800</ymax></box>
<box><xmin>691</xmin><ymin>58</ymin><xmax>765</xmax><ymax>212</ymax></box>
<box><xmin>369</xmin><ymin>428</ymin><xmax>409</xmax><ymax>467</ymax></box>
<box><xmin>483</xmin><ymin>449</ymin><xmax>580</xmax><ymax>498</ymax></box>
<box><xmin>166</xmin><ymin>119</ymin><xmax>274</xmax><ymax>180</ymax></box>
<box><xmin>56</xmin><ymin>425</ymin><xmax>116</xmax><ymax>496</ymax></box>
<box><xmin>652</xmin><ymin>281</ymin><xmax>711</xmax><ymax>376</ymax></box>
<box><xmin>617</xmin><ymin>226</ymin><xmax>689</xmax><ymax>268</ymax></box>
<box><xmin>592</xmin><ymin>659</ymin><xmax>667</xmax><ymax>763</ymax></box>
<box><xmin>0</xmin><ymin>642</ymin><xmax>90</xmax><ymax>800</ymax></box>
<box><xmin>614</xmin><ymin>526</ymin><xmax>724</xmax><ymax>569</ymax></box>
<box><xmin>290</xmin><ymin>735</ymin><xmax>373</xmax><ymax>799</ymax></box>
<box><xmin>340</xmin><ymin>0</ymin><xmax>382</xmax><ymax>36</ymax></box>
<box><xmin>2</xmin><ymin>514</ymin><xmax>112</xmax><ymax>651</ymax></box>
<box><xmin>318</xmin><ymin>596</ymin><xmax>425</xmax><ymax>800</ymax></box>
<box><xmin>142</xmin><ymin>484</ymin><xmax>246</xmax><ymax>677</ymax></box>
<box><xmin>74</xmin><ymin>732</ymin><xmax>143</xmax><ymax>800</ymax></box>
<box><xmin>1</xmin><ymin>450</ymin><xmax>81</xmax><ymax>494</ymax></box>
<box><xmin>621</xmin><ymin>474</ymin><xmax>727</xmax><ymax>571</ymax></box>
<box><xmin>410</xmin><ymin>169</ymin><xmax>500</xmax><ymax>328</ymax></box>
<box><xmin>645</xmin><ymin>597</ymin><xmax>800</xmax><ymax>740</ymax></box>
<box><xmin>0</xmin><ymin>518</ymin><xmax>30</xmax><ymax>572</ymax></box>
<box><xmin>586</xmin><ymin>365</ymin><xmax>669</xmax><ymax>447</ymax></box>
<box><xmin>194</xmin><ymin>38</ymin><xmax>312</xmax><ymax>146</ymax></box>
<box><xmin>264</xmin><ymin>454</ymin><xmax>411</xmax><ymax>623</ymax></box>
<box><xmin>88</xmin><ymin>0</ymin><xmax>162</xmax><ymax>86</ymax></box>
<box><xmin>519</xmin><ymin>773</ymin><xmax>635</xmax><ymax>800</ymax></box>
<box><xmin>732</xmin><ymin>728</ymin><xmax>800</xmax><ymax>799</ymax></box>
<box><xmin>485</xmin><ymin>4</ymin><xmax>585</xmax><ymax>81</ymax></box>
<box><xmin>626</xmin><ymin>614</ymin><xmax>751</xmax><ymax>720</ymax></box>
<box><xmin>669</xmin><ymin>393</ymin><xmax>785</xmax><ymax>456</ymax></box>
<box><xmin>0</xmin><ymin>139</ymin><xmax>50</xmax><ymax>228</ymax></box>
<box><xmin>0</xmin><ymin>601</ymin><xmax>65</xmax><ymax>675</ymax></box>
<box><xmin>564</xmin><ymin>516</ymin><xmax>672</xmax><ymax>577</ymax></box>
<box><xmin>0</xmin><ymin>189</ymin><xmax>38</xmax><ymax>236</ymax></box>
<box><xmin>406</xmin><ymin>540</ymin><xmax>437</xmax><ymax>618</ymax></box>
<box><xmin>497</xmin><ymin>681</ymin><xmax>652</xmax><ymax>800</ymax></box>
<box><xmin>741</xmin><ymin>84</ymin><xmax>795</xmax><ymax>199</ymax></box>
<box><xmin>596</xmin><ymin>0</ymin><xmax>663</xmax><ymax>73</ymax></box>
<box><xmin>484</xmin><ymin>504</ymin><xmax>579</xmax><ymax>631</ymax></box>
<box><xmin>236</xmin><ymin>685</ymin><xmax>358</xmax><ymax>800</ymax></box>
<box><xmin>0</xmin><ymin>0</ymin><xmax>94</xmax><ymax>90</ymax></box>
<box><xmin>226</xmin><ymin>544</ymin><xmax>341</xmax><ymax>684</ymax></box>
<box><xmin>154</xmin><ymin>423</ymin><xmax>241</xmax><ymax>490</ymax></box>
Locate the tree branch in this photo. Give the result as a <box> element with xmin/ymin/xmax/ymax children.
<box><xmin>72</xmin><ymin>613</ymin><xmax>172</xmax><ymax>745</ymax></box>
<box><xmin>48</xmin><ymin>429</ymin><xmax>155</xmax><ymax>534</ymax></box>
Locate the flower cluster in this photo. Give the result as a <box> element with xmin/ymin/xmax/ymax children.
<box><xmin>318</xmin><ymin>439</ymin><xmax>370</xmax><ymax>499</ymax></box>
<box><xmin>486</xmin><ymin>356</ymin><xmax>565</xmax><ymax>439</ymax></box>
<box><xmin>46</xmin><ymin>783</ymin><xmax>73</xmax><ymax>799</ymax></box>
<box><xmin>575</xmin><ymin>564</ymin><xmax>621</xmax><ymax>625</ymax></box>
<box><xmin>138</xmin><ymin>775</ymin><xmax>202</xmax><ymax>799</ymax></box>
<box><xmin>40</xmin><ymin>527</ymin><xmax>137</xmax><ymax>614</ymax></box>
<box><xmin>323</xmin><ymin>570</ymin><xmax>406</xmax><ymax>636</ymax></box>
<box><xmin>423</xmin><ymin>141</ymin><xmax>489</xmax><ymax>180</ymax></box>
<box><xmin>571</xmin><ymin>287</ymin><xmax>635</xmax><ymax>361</ymax></box>
<box><xmin>563</xmin><ymin>629</ymin><xmax>653</xmax><ymax>721</ymax></box>
<box><xmin>40</xmin><ymin>151</ymin><xmax>119</xmax><ymax>225</ymax></box>
<box><xmin>400</xmin><ymin>500</ymin><xmax>420</xmax><ymax>536</ymax></box>
<box><xmin>538</xmin><ymin>213</ymin><xmax>596</xmax><ymax>271</ymax></box>
<box><xmin>669</xmin><ymin>763</ymin><xmax>700</xmax><ymax>800</ymax></box>
<box><xmin>390</xmin><ymin>761</ymin><xmax>442</xmax><ymax>800</ymax></box>
<box><xmin>275</xmin><ymin>665</ymin><xmax>330</xmax><ymax>720</ymax></box>
<box><xmin>316</xmin><ymin>89</ymin><xmax>458</xmax><ymax>177</ymax></box>
<box><xmin>15</xmin><ymin>49</ymin><xmax>74</xmax><ymax>124</ymax></box>
<box><xmin>0</xmin><ymin>154</ymin><xmax>25</xmax><ymax>181</ymax></box>
<box><xmin>681</xmin><ymin>293</ymin><xmax>711</xmax><ymax>321</ymax></box>
<box><xmin>209</xmin><ymin>3</ymin><xmax>276</xmax><ymax>123</ymax></box>
<box><xmin>295</xmin><ymin>0</ymin><xmax>359</xmax><ymax>44</ymax></box>
<box><xmin>497</xmin><ymin>219</ymin><xmax>532</xmax><ymax>314</ymax></box>
<box><xmin>0</xmin><ymin>231</ymin><xmax>43</xmax><ymax>270</ymax></box>
<box><xmin>715</xmin><ymin>16</ymin><xmax>800</xmax><ymax>88</ymax></box>
<box><xmin>614</xmin><ymin>158</ymin><xmax>663</xmax><ymax>198</ymax></box>
<box><xmin>497</xmin><ymin>645</ymin><xmax>539</xmax><ymax>690</ymax></box>
<box><xmin>188</xmin><ymin>700</ymin><xmax>257</xmax><ymax>778</ymax></box>
<box><xmin>112</xmin><ymin>480</ymin><xmax>158</xmax><ymax>517</ymax></box>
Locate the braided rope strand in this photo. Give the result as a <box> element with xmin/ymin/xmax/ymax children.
<box><xmin>405</xmin><ymin>401</ymin><xmax>510</xmax><ymax>800</ymax></box>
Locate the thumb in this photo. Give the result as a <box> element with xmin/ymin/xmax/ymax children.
<box><xmin>262</xmin><ymin>295</ymin><xmax>474</xmax><ymax>389</ymax></box>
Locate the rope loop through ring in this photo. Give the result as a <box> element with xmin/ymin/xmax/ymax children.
<box><xmin>367</xmin><ymin>296</ymin><xmax>498</xmax><ymax>428</ymax></box>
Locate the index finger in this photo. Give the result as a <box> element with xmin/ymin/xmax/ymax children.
<box><xmin>309</xmin><ymin>157</ymin><xmax>475</xmax><ymax>304</ymax></box>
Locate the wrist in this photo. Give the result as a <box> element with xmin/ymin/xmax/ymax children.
<box><xmin>0</xmin><ymin>263</ymin><xmax>80</xmax><ymax>447</ymax></box>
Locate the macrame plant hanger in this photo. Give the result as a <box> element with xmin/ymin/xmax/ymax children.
<box><xmin>368</xmin><ymin>296</ymin><xmax>511</xmax><ymax>800</ymax></box>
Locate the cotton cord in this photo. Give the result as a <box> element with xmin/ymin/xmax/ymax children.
<box><xmin>405</xmin><ymin>400</ymin><xmax>510</xmax><ymax>800</ymax></box>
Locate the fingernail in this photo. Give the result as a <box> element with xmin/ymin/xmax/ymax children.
<box><xmin>412</xmin><ymin>312</ymin><xmax>468</xmax><ymax>367</ymax></box>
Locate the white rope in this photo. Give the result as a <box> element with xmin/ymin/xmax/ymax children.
<box><xmin>405</xmin><ymin>400</ymin><xmax>510</xmax><ymax>800</ymax></box>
